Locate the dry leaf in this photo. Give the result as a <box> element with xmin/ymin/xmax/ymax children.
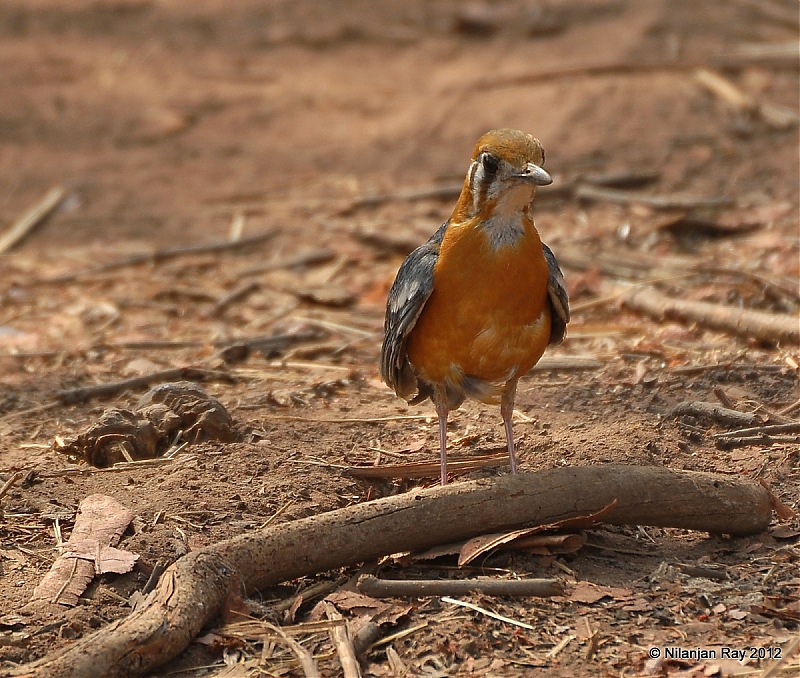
<box><xmin>324</xmin><ymin>590</ymin><xmax>394</xmax><ymax>616</ymax></box>
<box><xmin>769</xmin><ymin>525</ymin><xmax>800</xmax><ymax>539</ymax></box>
<box><xmin>459</xmin><ymin>500</ymin><xmax>617</xmax><ymax>566</ymax></box>
<box><xmin>569</xmin><ymin>582</ymin><xmax>633</xmax><ymax>604</ymax></box>
<box><xmin>759</xmin><ymin>479</ymin><xmax>796</xmax><ymax>520</ymax></box>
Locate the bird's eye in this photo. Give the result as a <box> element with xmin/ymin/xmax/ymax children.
<box><xmin>481</xmin><ymin>153</ymin><xmax>500</xmax><ymax>176</ymax></box>
<box><xmin>541</xmin><ymin>149</ymin><xmax>546</xmax><ymax>166</ymax></box>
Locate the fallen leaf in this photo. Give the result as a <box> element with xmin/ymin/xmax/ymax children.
<box><xmin>622</xmin><ymin>598</ymin><xmax>652</xmax><ymax>612</ymax></box>
<box><xmin>324</xmin><ymin>590</ymin><xmax>394</xmax><ymax>616</ymax></box>
<box><xmin>759</xmin><ymin>479</ymin><xmax>796</xmax><ymax>520</ymax></box>
<box><xmin>569</xmin><ymin>582</ymin><xmax>633</xmax><ymax>604</ymax></box>
<box><xmin>459</xmin><ymin>500</ymin><xmax>617</xmax><ymax>565</ymax></box>
<box><xmin>769</xmin><ymin>525</ymin><xmax>800</xmax><ymax>539</ymax></box>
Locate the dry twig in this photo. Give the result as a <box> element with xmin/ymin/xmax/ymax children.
<box><xmin>323</xmin><ymin>602</ymin><xmax>361</xmax><ymax>678</ymax></box>
<box><xmin>346</xmin><ymin>454</ymin><xmax>508</xmax><ymax>480</ymax></box>
<box><xmin>0</xmin><ymin>186</ymin><xmax>66</xmax><ymax>253</ymax></box>
<box><xmin>36</xmin><ymin>230</ymin><xmax>278</xmax><ymax>285</ymax></box>
<box><xmin>236</xmin><ymin>247</ymin><xmax>335</xmax><ymax>278</ymax></box>
<box><xmin>474</xmin><ymin>51</ymin><xmax>800</xmax><ymax>92</ymax></box>
<box><xmin>263</xmin><ymin>622</ymin><xmax>321</xmax><ymax>678</ymax></box>
<box><xmin>574</xmin><ymin>183</ymin><xmax>732</xmax><ymax>209</ymax></box>
<box><xmin>440</xmin><ymin>597</ymin><xmax>535</xmax><ymax>631</ymax></box>
<box><xmin>714</xmin><ymin>422</ymin><xmax>800</xmax><ymax>450</ymax></box>
<box><xmin>357</xmin><ymin>575</ymin><xmax>563</xmax><ymax>598</ymax></box>
<box><xmin>695</xmin><ymin>68</ymin><xmax>799</xmax><ymax>129</ymax></box>
<box><xmin>761</xmin><ymin>635</ymin><xmax>800</xmax><ymax>678</ymax></box>
<box><xmin>55</xmin><ymin>367</ymin><xmax>232</xmax><ymax>405</ymax></box>
<box><xmin>714</xmin><ymin>422</ymin><xmax>800</xmax><ymax>440</ymax></box>
<box><xmin>622</xmin><ymin>286</ymin><xmax>800</xmax><ymax>344</ymax></box>
<box><xmin>206</xmin><ymin>281</ymin><xmax>260</xmax><ymax>317</ymax></box>
<box><xmin>670</xmin><ymin>401</ymin><xmax>763</xmax><ymax>428</ymax></box>
<box><xmin>0</xmin><ymin>471</ymin><xmax>24</xmax><ymax>502</ymax></box>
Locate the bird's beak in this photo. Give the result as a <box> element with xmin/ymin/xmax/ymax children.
<box><xmin>517</xmin><ymin>162</ymin><xmax>552</xmax><ymax>186</ymax></box>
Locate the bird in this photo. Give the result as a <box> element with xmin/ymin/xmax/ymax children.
<box><xmin>380</xmin><ymin>128</ymin><xmax>569</xmax><ymax>485</ymax></box>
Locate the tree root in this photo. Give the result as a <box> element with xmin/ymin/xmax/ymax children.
<box><xmin>10</xmin><ymin>464</ymin><xmax>774</xmax><ymax>678</ymax></box>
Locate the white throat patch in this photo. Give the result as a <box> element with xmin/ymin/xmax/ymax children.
<box><xmin>482</xmin><ymin>184</ymin><xmax>534</xmax><ymax>250</ymax></box>
<box><xmin>483</xmin><ymin>215</ymin><xmax>526</xmax><ymax>250</ymax></box>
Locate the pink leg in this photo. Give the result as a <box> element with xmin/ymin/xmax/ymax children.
<box><xmin>500</xmin><ymin>380</ymin><xmax>519</xmax><ymax>475</ymax></box>
<box><xmin>433</xmin><ymin>396</ymin><xmax>450</xmax><ymax>485</ymax></box>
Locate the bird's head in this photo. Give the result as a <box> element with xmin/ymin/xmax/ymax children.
<box><xmin>452</xmin><ymin>128</ymin><xmax>551</xmax><ymax>222</ymax></box>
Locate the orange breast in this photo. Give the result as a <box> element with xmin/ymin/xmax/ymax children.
<box><xmin>406</xmin><ymin>220</ymin><xmax>551</xmax><ymax>390</ymax></box>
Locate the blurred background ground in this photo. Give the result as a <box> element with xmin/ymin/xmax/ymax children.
<box><xmin>0</xmin><ymin>1</ymin><xmax>798</xmax><ymax>676</ymax></box>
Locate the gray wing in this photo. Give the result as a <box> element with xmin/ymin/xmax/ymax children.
<box><xmin>542</xmin><ymin>243</ymin><xmax>570</xmax><ymax>345</ymax></box>
<box><xmin>380</xmin><ymin>222</ymin><xmax>448</xmax><ymax>402</ymax></box>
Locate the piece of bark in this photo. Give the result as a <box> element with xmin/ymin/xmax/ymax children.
<box><xmin>622</xmin><ymin>286</ymin><xmax>800</xmax><ymax>345</ymax></box>
<box><xmin>10</xmin><ymin>465</ymin><xmax>774</xmax><ymax>678</ymax></box>
<box><xmin>26</xmin><ymin>495</ymin><xmax>136</xmax><ymax>608</ymax></box>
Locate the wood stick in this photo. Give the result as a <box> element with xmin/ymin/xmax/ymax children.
<box><xmin>269</xmin><ymin>577</ymin><xmax>347</xmax><ymax>614</ymax></box>
<box><xmin>474</xmin><ymin>52</ymin><xmax>800</xmax><ymax>93</ymax></box>
<box><xmin>574</xmin><ymin>183</ymin><xmax>732</xmax><ymax>209</ymax></box>
<box><xmin>622</xmin><ymin>286</ymin><xmax>800</xmax><ymax>345</ymax></box>
<box><xmin>55</xmin><ymin>367</ymin><xmax>231</xmax><ymax>405</ymax></box>
<box><xmin>441</xmin><ymin>596</ymin><xmax>535</xmax><ymax>630</ymax></box>
<box><xmin>0</xmin><ymin>186</ymin><xmax>65</xmax><ymax>253</ymax></box>
<box><xmin>0</xmin><ymin>471</ymin><xmax>24</xmax><ymax>502</ymax></box>
<box><xmin>205</xmin><ymin>281</ymin><xmax>260</xmax><ymax>318</ymax></box>
<box><xmin>761</xmin><ymin>635</ymin><xmax>800</xmax><ymax>678</ymax></box>
<box><xmin>695</xmin><ymin>68</ymin><xmax>757</xmax><ymax>113</ymax></box>
<box><xmin>265</xmin><ymin>622</ymin><xmax>320</xmax><ymax>678</ymax></box>
<box><xmin>35</xmin><ymin>230</ymin><xmax>278</xmax><ymax>285</ymax></box>
<box><xmin>670</xmin><ymin>401</ymin><xmax>762</xmax><ymax>428</ymax></box>
<box><xmin>346</xmin><ymin>454</ymin><xmax>508</xmax><ymax>480</ymax></box>
<box><xmin>712</xmin><ymin>387</ymin><xmax>736</xmax><ymax>409</ymax></box>
<box><xmin>695</xmin><ymin>68</ymin><xmax>799</xmax><ymax>130</ymax></box>
<box><xmin>714</xmin><ymin>422</ymin><xmax>800</xmax><ymax>449</ymax></box>
<box><xmin>323</xmin><ymin>602</ymin><xmax>362</xmax><ymax>678</ymax></box>
<box><xmin>715</xmin><ymin>434</ymin><xmax>800</xmax><ymax>450</ymax></box>
<box><xmin>776</xmin><ymin>398</ymin><xmax>800</xmax><ymax>417</ymax></box>
<box><xmin>9</xmin><ymin>465</ymin><xmax>774</xmax><ymax>678</ymax></box>
<box><xmin>714</xmin><ymin>422</ymin><xmax>800</xmax><ymax>439</ymax></box>
<box><xmin>237</xmin><ymin>247</ymin><xmax>335</xmax><ymax>278</ymax></box>
<box><xmin>532</xmin><ymin>355</ymin><xmax>603</xmax><ymax>371</ymax></box>
<box><xmin>356</xmin><ymin>575</ymin><xmax>564</xmax><ymax>598</ymax></box>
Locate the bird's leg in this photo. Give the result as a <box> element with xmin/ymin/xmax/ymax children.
<box><xmin>500</xmin><ymin>379</ymin><xmax>519</xmax><ymax>474</ymax></box>
<box><xmin>432</xmin><ymin>391</ymin><xmax>450</xmax><ymax>485</ymax></box>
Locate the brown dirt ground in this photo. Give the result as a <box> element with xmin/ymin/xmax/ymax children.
<box><xmin>1</xmin><ymin>1</ymin><xmax>799</xmax><ymax>676</ymax></box>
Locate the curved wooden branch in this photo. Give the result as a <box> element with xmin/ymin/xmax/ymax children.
<box><xmin>12</xmin><ymin>465</ymin><xmax>773</xmax><ymax>678</ymax></box>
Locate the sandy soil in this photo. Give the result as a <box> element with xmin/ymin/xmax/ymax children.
<box><xmin>1</xmin><ymin>1</ymin><xmax>798</xmax><ymax>676</ymax></box>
